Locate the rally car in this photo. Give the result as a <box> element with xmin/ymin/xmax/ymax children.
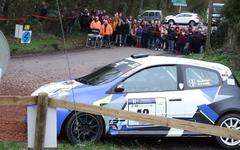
<box><xmin>32</xmin><ymin>54</ymin><xmax>240</xmax><ymax>149</ymax></box>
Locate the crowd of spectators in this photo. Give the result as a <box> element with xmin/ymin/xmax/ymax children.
<box><xmin>82</xmin><ymin>9</ymin><xmax>207</xmax><ymax>55</ymax></box>
<box><xmin>34</xmin><ymin>3</ymin><xmax>207</xmax><ymax>55</ymax></box>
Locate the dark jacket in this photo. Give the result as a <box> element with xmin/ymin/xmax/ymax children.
<box><xmin>168</xmin><ymin>30</ymin><xmax>176</xmax><ymax>41</ymax></box>
<box><xmin>122</xmin><ymin>23</ymin><xmax>130</xmax><ymax>34</ymax></box>
<box><xmin>116</xmin><ymin>24</ymin><xmax>124</xmax><ymax>34</ymax></box>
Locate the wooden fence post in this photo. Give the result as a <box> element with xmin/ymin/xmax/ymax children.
<box><xmin>34</xmin><ymin>92</ymin><xmax>48</xmax><ymax>150</ymax></box>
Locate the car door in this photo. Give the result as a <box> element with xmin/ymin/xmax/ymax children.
<box><xmin>111</xmin><ymin>65</ymin><xmax>188</xmax><ymax>134</ymax></box>
<box><xmin>183</xmin><ymin>14</ymin><xmax>193</xmax><ymax>24</ymax></box>
<box><xmin>175</xmin><ymin>13</ymin><xmax>185</xmax><ymax>24</ymax></box>
<box><xmin>181</xmin><ymin>65</ymin><xmax>222</xmax><ymax>119</ymax></box>
<box><xmin>148</xmin><ymin>12</ymin><xmax>155</xmax><ymax>21</ymax></box>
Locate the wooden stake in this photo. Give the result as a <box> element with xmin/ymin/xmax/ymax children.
<box><xmin>34</xmin><ymin>93</ymin><xmax>48</xmax><ymax>150</ymax></box>
<box><xmin>206</xmin><ymin>0</ymin><xmax>213</xmax><ymax>52</ymax></box>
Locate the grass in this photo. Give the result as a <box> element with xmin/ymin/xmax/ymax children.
<box><xmin>0</xmin><ymin>141</ymin><xmax>26</xmax><ymax>150</ymax></box>
<box><xmin>185</xmin><ymin>49</ymin><xmax>240</xmax><ymax>82</ymax></box>
<box><xmin>0</xmin><ymin>141</ymin><xmax>142</xmax><ymax>150</ymax></box>
<box><xmin>8</xmin><ymin>32</ymin><xmax>88</xmax><ymax>54</ymax></box>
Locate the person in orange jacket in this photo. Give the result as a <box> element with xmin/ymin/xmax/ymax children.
<box><xmin>90</xmin><ymin>16</ymin><xmax>101</xmax><ymax>34</ymax></box>
<box><xmin>101</xmin><ymin>19</ymin><xmax>113</xmax><ymax>48</ymax></box>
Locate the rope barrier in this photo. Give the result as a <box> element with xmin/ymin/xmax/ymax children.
<box><xmin>0</xmin><ymin>14</ymin><xmax>76</xmax><ymax>22</ymax></box>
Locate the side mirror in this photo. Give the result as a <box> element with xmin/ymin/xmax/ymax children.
<box><xmin>114</xmin><ymin>85</ymin><xmax>125</xmax><ymax>93</ymax></box>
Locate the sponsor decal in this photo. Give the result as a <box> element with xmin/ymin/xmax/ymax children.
<box><xmin>198</xmin><ymin>104</ymin><xmax>219</xmax><ymax>124</ymax></box>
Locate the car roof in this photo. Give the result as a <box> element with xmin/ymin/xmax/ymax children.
<box><xmin>179</xmin><ymin>12</ymin><xmax>198</xmax><ymax>15</ymax></box>
<box><xmin>144</xmin><ymin>10</ymin><xmax>162</xmax><ymax>12</ymax></box>
<box><xmin>126</xmin><ymin>56</ymin><xmax>231</xmax><ymax>75</ymax></box>
<box><xmin>213</xmin><ymin>3</ymin><xmax>224</xmax><ymax>6</ymax></box>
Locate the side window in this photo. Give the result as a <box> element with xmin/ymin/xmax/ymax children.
<box><xmin>177</xmin><ymin>14</ymin><xmax>185</xmax><ymax>17</ymax></box>
<box><xmin>185</xmin><ymin>67</ymin><xmax>220</xmax><ymax>88</ymax></box>
<box><xmin>121</xmin><ymin>66</ymin><xmax>178</xmax><ymax>93</ymax></box>
<box><xmin>149</xmin><ymin>12</ymin><xmax>154</xmax><ymax>17</ymax></box>
<box><xmin>155</xmin><ymin>12</ymin><xmax>160</xmax><ymax>17</ymax></box>
<box><xmin>142</xmin><ymin>12</ymin><xmax>148</xmax><ymax>17</ymax></box>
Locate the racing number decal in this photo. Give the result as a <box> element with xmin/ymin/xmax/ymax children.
<box><xmin>128</xmin><ymin>98</ymin><xmax>156</xmax><ymax>126</ymax></box>
<box><xmin>137</xmin><ymin>109</ymin><xmax>149</xmax><ymax>114</ymax></box>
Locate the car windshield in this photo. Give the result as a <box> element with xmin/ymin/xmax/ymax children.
<box><xmin>75</xmin><ymin>60</ymin><xmax>140</xmax><ymax>85</ymax></box>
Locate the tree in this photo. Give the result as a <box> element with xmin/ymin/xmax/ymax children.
<box><xmin>222</xmin><ymin>0</ymin><xmax>240</xmax><ymax>69</ymax></box>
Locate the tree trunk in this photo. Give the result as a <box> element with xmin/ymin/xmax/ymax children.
<box><xmin>139</xmin><ymin>0</ymin><xmax>144</xmax><ymax>14</ymax></box>
<box><xmin>0</xmin><ymin>0</ymin><xmax>7</xmax><ymax>17</ymax></box>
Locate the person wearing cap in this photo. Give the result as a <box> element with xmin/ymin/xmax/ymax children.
<box><xmin>101</xmin><ymin>20</ymin><xmax>113</xmax><ymax>48</ymax></box>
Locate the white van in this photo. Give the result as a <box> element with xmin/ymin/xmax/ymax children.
<box><xmin>138</xmin><ymin>10</ymin><xmax>163</xmax><ymax>21</ymax></box>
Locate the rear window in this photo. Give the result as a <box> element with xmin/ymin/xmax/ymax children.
<box><xmin>185</xmin><ymin>14</ymin><xmax>192</xmax><ymax>17</ymax></box>
<box><xmin>185</xmin><ymin>67</ymin><xmax>220</xmax><ymax>88</ymax></box>
<box><xmin>75</xmin><ymin>60</ymin><xmax>140</xmax><ymax>85</ymax></box>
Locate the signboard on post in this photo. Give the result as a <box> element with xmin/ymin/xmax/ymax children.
<box><xmin>171</xmin><ymin>0</ymin><xmax>187</xmax><ymax>6</ymax></box>
<box><xmin>14</xmin><ymin>24</ymin><xmax>23</xmax><ymax>39</ymax></box>
<box><xmin>21</xmin><ymin>30</ymin><xmax>32</xmax><ymax>44</ymax></box>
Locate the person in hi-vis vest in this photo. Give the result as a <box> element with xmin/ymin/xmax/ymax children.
<box><xmin>101</xmin><ymin>19</ymin><xmax>113</xmax><ymax>48</ymax></box>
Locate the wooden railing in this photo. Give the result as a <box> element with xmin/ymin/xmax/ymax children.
<box><xmin>0</xmin><ymin>93</ymin><xmax>240</xmax><ymax>150</ymax></box>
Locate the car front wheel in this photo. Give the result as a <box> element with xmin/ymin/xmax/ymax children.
<box><xmin>216</xmin><ymin>113</ymin><xmax>240</xmax><ymax>149</ymax></box>
<box><xmin>65</xmin><ymin>112</ymin><xmax>104</xmax><ymax>145</ymax></box>
<box><xmin>168</xmin><ymin>20</ymin><xmax>175</xmax><ymax>25</ymax></box>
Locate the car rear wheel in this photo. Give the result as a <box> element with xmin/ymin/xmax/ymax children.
<box><xmin>65</xmin><ymin>112</ymin><xmax>104</xmax><ymax>145</ymax></box>
<box><xmin>216</xmin><ymin>113</ymin><xmax>240</xmax><ymax>149</ymax></box>
<box><xmin>189</xmin><ymin>20</ymin><xmax>196</xmax><ymax>26</ymax></box>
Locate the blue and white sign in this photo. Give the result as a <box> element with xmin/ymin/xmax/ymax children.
<box><xmin>21</xmin><ymin>30</ymin><xmax>32</xmax><ymax>44</ymax></box>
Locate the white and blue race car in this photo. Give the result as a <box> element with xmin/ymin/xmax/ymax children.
<box><xmin>32</xmin><ymin>54</ymin><xmax>240</xmax><ymax>149</ymax></box>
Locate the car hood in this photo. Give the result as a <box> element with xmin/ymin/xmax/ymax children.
<box><xmin>31</xmin><ymin>80</ymin><xmax>83</xmax><ymax>98</ymax></box>
<box><xmin>31</xmin><ymin>79</ymin><xmax>118</xmax><ymax>105</ymax></box>
<box><xmin>165</xmin><ymin>15</ymin><xmax>174</xmax><ymax>19</ymax></box>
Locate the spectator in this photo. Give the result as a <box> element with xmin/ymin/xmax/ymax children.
<box><xmin>176</xmin><ymin>29</ymin><xmax>188</xmax><ymax>54</ymax></box>
<box><xmin>147</xmin><ymin>21</ymin><xmax>155</xmax><ymax>49</ymax></box>
<box><xmin>129</xmin><ymin>23</ymin><xmax>137</xmax><ymax>46</ymax></box>
<box><xmin>122</xmin><ymin>19</ymin><xmax>130</xmax><ymax>46</ymax></box>
<box><xmin>90</xmin><ymin>16</ymin><xmax>102</xmax><ymax>34</ymax></box>
<box><xmin>191</xmin><ymin>28</ymin><xmax>203</xmax><ymax>53</ymax></box>
<box><xmin>161</xmin><ymin>26</ymin><xmax>168</xmax><ymax>50</ymax></box>
<box><xmin>40</xmin><ymin>1</ymin><xmax>48</xmax><ymax>16</ymax></box>
<box><xmin>79</xmin><ymin>8</ymin><xmax>91</xmax><ymax>31</ymax></box>
<box><xmin>136</xmin><ymin>25</ymin><xmax>143</xmax><ymax>48</ymax></box>
<box><xmin>167</xmin><ymin>27</ymin><xmax>176</xmax><ymax>53</ymax></box>
<box><xmin>115</xmin><ymin>20</ymin><xmax>123</xmax><ymax>46</ymax></box>
<box><xmin>155</xmin><ymin>24</ymin><xmax>162</xmax><ymax>50</ymax></box>
<box><xmin>111</xmin><ymin>14</ymin><xmax>119</xmax><ymax>43</ymax></box>
<box><xmin>183</xmin><ymin>30</ymin><xmax>191</xmax><ymax>55</ymax></box>
<box><xmin>141</xmin><ymin>21</ymin><xmax>149</xmax><ymax>48</ymax></box>
<box><xmin>101</xmin><ymin>20</ymin><xmax>113</xmax><ymax>48</ymax></box>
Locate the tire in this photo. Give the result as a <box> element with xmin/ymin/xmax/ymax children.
<box><xmin>65</xmin><ymin>112</ymin><xmax>104</xmax><ymax>145</ymax></box>
<box><xmin>168</xmin><ymin>20</ymin><xmax>175</xmax><ymax>25</ymax></box>
<box><xmin>215</xmin><ymin>113</ymin><xmax>240</xmax><ymax>150</ymax></box>
<box><xmin>189</xmin><ymin>20</ymin><xmax>196</xmax><ymax>26</ymax></box>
